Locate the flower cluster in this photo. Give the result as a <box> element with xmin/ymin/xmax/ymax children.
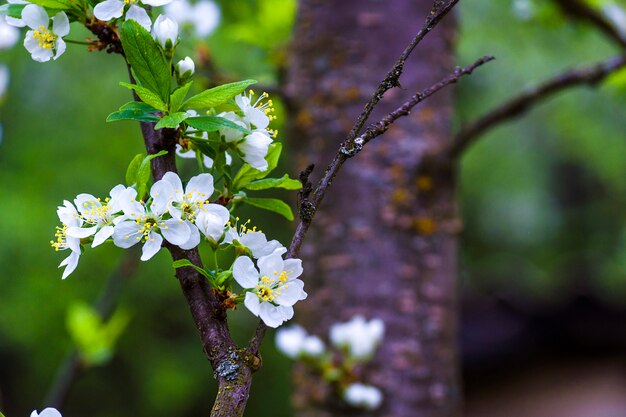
<box><xmin>275</xmin><ymin>316</ymin><xmax>386</xmax><ymax>410</ymax></box>
<box><xmin>51</xmin><ymin>171</ymin><xmax>229</xmax><ymax>276</ymax></box>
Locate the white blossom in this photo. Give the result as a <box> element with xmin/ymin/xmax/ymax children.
<box><xmin>329</xmin><ymin>316</ymin><xmax>385</xmax><ymax>360</ymax></box>
<box><xmin>165</xmin><ymin>0</ymin><xmax>220</xmax><ymax>37</ymax></box>
<box><xmin>112</xmin><ymin>181</ymin><xmax>192</xmax><ymax>260</ymax></box>
<box><xmin>343</xmin><ymin>383</ymin><xmax>383</xmax><ymax>410</ymax></box>
<box><xmin>31</xmin><ymin>408</ymin><xmax>63</xmax><ymax>417</ymax></box>
<box><xmin>176</xmin><ymin>56</ymin><xmax>194</xmax><ymax>78</ymax></box>
<box><xmin>224</xmin><ymin>224</ymin><xmax>286</xmax><ymax>259</ymax></box>
<box><xmin>22</xmin><ymin>5</ymin><xmax>69</xmax><ymax>62</ymax></box>
<box><xmin>51</xmin><ymin>200</ymin><xmax>83</xmax><ymax>279</ymax></box>
<box><xmin>66</xmin><ymin>185</ymin><xmax>134</xmax><ymax>247</ymax></box>
<box><xmin>152</xmin><ymin>14</ymin><xmax>178</xmax><ymax>49</ymax></box>
<box><xmin>93</xmin><ymin>0</ymin><xmax>170</xmax><ymax>31</ymax></box>
<box><xmin>195</xmin><ymin>204</ymin><xmax>230</xmax><ymax>243</ymax></box>
<box><xmin>276</xmin><ymin>325</ymin><xmax>325</xmax><ymax>359</ymax></box>
<box><xmin>238</xmin><ymin>131</ymin><xmax>273</xmax><ymax>171</ymax></box>
<box><xmin>233</xmin><ymin>254</ymin><xmax>307</xmax><ymax>328</ymax></box>
<box><xmin>0</xmin><ymin>18</ymin><xmax>20</xmax><ymax>50</ymax></box>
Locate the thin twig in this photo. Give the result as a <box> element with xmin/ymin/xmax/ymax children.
<box><xmin>450</xmin><ymin>54</ymin><xmax>626</xmax><ymax>157</ymax></box>
<box><xmin>553</xmin><ymin>0</ymin><xmax>626</xmax><ymax>49</ymax></box>
<box><xmin>346</xmin><ymin>0</ymin><xmax>460</xmax><ymax>144</ymax></box>
<box><xmin>247</xmin><ymin>0</ymin><xmax>466</xmax><ymax>355</ymax></box>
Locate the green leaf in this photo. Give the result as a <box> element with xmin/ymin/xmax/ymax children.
<box><xmin>172</xmin><ymin>259</ymin><xmax>213</xmax><ymax>280</ymax></box>
<box><xmin>244</xmin><ymin>174</ymin><xmax>302</xmax><ymax>191</ymax></box>
<box><xmin>120</xmin><ymin>20</ymin><xmax>171</xmax><ymax>102</ymax></box>
<box><xmin>186</xmin><ymin>116</ymin><xmax>251</xmax><ymax>134</ymax></box>
<box><xmin>125</xmin><ymin>153</ymin><xmax>144</xmax><ymax>186</ymax></box>
<box><xmin>136</xmin><ymin>150</ymin><xmax>168</xmax><ymax>198</ymax></box>
<box><xmin>0</xmin><ymin>3</ymin><xmax>26</xmax><ymax>18</ymax></box>
<box><xmin>66</xmin><ymin>302</ymin><xmax>130</xmax><ymax>366</ymax></box>
<box><xmin>107</xmin><ymin>102</ymin><xmax>160</xmax><ymax>123</ymax></box>
<box><xmin>170</xmin><ymin>81</ymin><xmax>193</xmax><ymax>113</ymax></box>
<box><xmin>155</xmin><ymin>112</ymin><xmax>189</xmax><ymax>129</ymax></box>
<box><xmin>119</xmin><ymin>82</ymin><xmax>167</xmax><ymax>111</ymax></box>
<box><xmin>29</xmin><ymin>0</ymin><xmax>75</xmax><ymax>9</ymax></box>
<box><xmin>232</xmin><ymin>142</ymin><xmax>282</xmax><ymax>189</ymax></box>
<box><xmin>182</xmin><ymin>79</ymin><xmax>257</xmax><ymax>110</ymax></box>
<box><xmin>189</xmin><ymin>138</ymin><xmax>217</xmax><ymax>159</ymax></box>
<box><xmin>242</xmin><ymin>197</ymin><xmax>294</xmax><ymax>221</ymax></box>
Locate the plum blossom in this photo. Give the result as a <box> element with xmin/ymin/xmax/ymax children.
<box><xmin>223</xmin><ymin>222</ymin><xmax>286</xmax><ymax>259</ymax></box>
<box><xmin>165</xmin><ymin>0</ymin><xmax>220</xmax><ymax>37</ymax></box>
<box><xmin>51</xmin><ymin>201</ymin><xmax>83</xmax><ymax>279</ymax></box>
<box><xmin>233</xmin><ymin>254</ymin><xmax>307</xmax><ymax>328</ymax></box>
<box><xmin>112</xmin><ymin>181</ymin><xmax>192</xmax><ymax>260</ymax></box>
<box><xmin>275</xmin><ymin>325</ymin><xmax>325</xmax><ymax>359</ymax></box>
<box><xmin>195</xmin><ymin>204</ymin><xmax>230</xmax><ymax>243</ymax></box>
<box><xmin>0</xmin><ymin>18</ymin><xmax>20</xmax><ymax>49</ymax></box>
<box><xmin>4</xmin><ymin>0</ymin><xmax>28</xmax><ymax>27</ymax></box>
<box><xmin>343</xmin><ymin>383</ymin><xmax>383</xmax><ymax>410</ymax></box>
<box><xmin>330</xmin><ymin>316</ymin><xmax>385</xmax><ymax>360</ymax></box>
<box><xmin>22</xmin><ymin>4</ymin><xmax>69</xmax><ymax>62</ymax></box>
<box><xmin>175</xmin><ymin>56</ymin><xmax>194</xmax><ymax>78</ymax></box>
<box><xmin>93</xmin><ymin>0</ymin><xmax>171</xmax><ymax>31</ymax></box>
<box><xmin>31</xmin><ymin>408</ymin><xmax>63</xmax><ymax>417</ymax></box>
<box><xmin>152</xmin><ymin>14</ymin><xmax>178</xmax><ymax>49</ymax></box>
<box><xmin>66</xmin><ymin>185</ymin><xmax>135</xmax><ymax>247</ymax></box>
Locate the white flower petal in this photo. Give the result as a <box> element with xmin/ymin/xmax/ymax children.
<box><xmin>191</xmin><ymin>0</ymin><xmax>220</xmax><ymax>37</ymax></box>
<box><xmin>257</xmin><ymin>253</ymin><xmax>284</xmax><ymax>278</ymax></box>
<box><xmin>161</xmin><ymin>171</ymin><xmax>183</xmax><ymax>200</ymax></box>
<box><xmin>22</xmin><ymin>4</ymin><xmax>48</xmax><ymax>29</ymax></box>
<box><xmin>275</xmin><ymin>325</ymin><xmax>306</xmax><ymax>358</ymax></box>
<box><xmin>140</xmin><ymin>231</ymin><xmax>163</xmax><ymax>261</ymax></box>
<box><xmin>126</xmin><ymin>5</ymin><xmax>152</xmax><ymax>31</ymax></box>
<box><xmin>150</xmin><ymin>177</ymin><xmax>176</xmax><ymax>216</ymax></box>
<box><xmin>185</xmin><ymin>173</ymin><xmax>214</xmax><ymax>202</ymax></box>
<box><xmin>283</xmin><ymin>258</ymin><xmax>303</xmax><ymax>279</ymax></box>
<box><xmin>92</xmin><ymin>225</ymin><xmax>114</xmax><ymax>247</ymax></box>
<box><xmin>66</xmin><ymin>225</ymin><xmax>97</xmax><ymax>238</ymax></box>
<box><xmin>232</xmin><ymin>256</ymin><xmax>259</xmax><ymax>289</ymax></box>
<box><xmin>275</xmin><ymin>279</ymin><xmax>305</xmax><ymax>306</ymax></box>
<box><xmin>161</xmin><ymin>218</ymin><xmax>190</xmax><ymax>245</ymax></box>
<box><xmin>31</xmin><ymin>408</ymin><xmax>63</xmax><ymax>417</ymax></box>
<box><xmin>112</xmin><ymin>221</ymin><xmax>142</xmax><ymax>248</ymax></box>
<box><xmin>59</xmin><ymin>251</ymin><xmax>80</xmax><ymax>279</ymax></box>
<box><xmin>94</xmin><ymin>0</ymin><xmax>125</xmax><ymax>21</ymax></box>
<box><xmin>247</xmin><ymin>107</ymin><xmax>269</xmax><ymax>130</ymax></box>
<box><xmin>178</xmin><ymin>220</ymin><xmax>200</xmax><ymax>250</ymax></box>
<box><xmin>52</xmin><ymin>12</ymin><xmax>69</xmax><ymax>36</ymax></box>
<box><xmin>53</xmin><ymin>38</ymin><xmax>66</xmax><ymax>60</ymax></box>
<box><xmin>196</xmin><ymin>204</ymin><xmax>229</xmax><ymax>241</ymax></box>
<box><xmin>259</xmin><ymin>303</ymin><xmax>291</xmax><ymax>328</ymax></box>
<box><xmin>244</xmin><ymin>291</ymin><xmax>260</xmax><ymax>316</ymax></box>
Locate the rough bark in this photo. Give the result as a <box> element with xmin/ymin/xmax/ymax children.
<box><xmin>285</xmin><ymin>1</ymin><xmax>461</xmax><ymax>416</ymax></box>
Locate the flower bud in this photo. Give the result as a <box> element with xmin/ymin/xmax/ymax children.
<box><xmin>152</xmin><ymin>14</ymin><xmax>178</xmax><ymax>53</ymax></box>
<box><xmin>175</xmin><ymin>56</ymin><xmax>195</xmax><ymax>81</ymax></box>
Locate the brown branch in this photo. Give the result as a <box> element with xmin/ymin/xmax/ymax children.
<box><xmin>554</xmin><ymin>0</ymin><xmax>626</xmax><ymax>49</ymax></box>
<box><xmin>247</xmin><ymin>1</ymin><xmax>466</xmax><ymax>356</ymax></box>
<box><xmin>450</xmin><ymin>54</ymin><xmax>626</xmax><ymax>157</ymax></box>
<box><xmin>357</xmin><ymin>56</ymin><xmax>494</xmax><ymax>148</ymax></box>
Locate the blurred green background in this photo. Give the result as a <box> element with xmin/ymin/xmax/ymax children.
<box><xmin>1</xmin><ymin>0</ymin><xmax>625</xmax><ymax>416</ymax></box>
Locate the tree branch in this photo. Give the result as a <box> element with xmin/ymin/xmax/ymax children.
<box><xmin>553</xmin><ymin>0</ymin><xmax>626</xmax><ymax>49</ymax></box>
<box><xmin>247</xmin><ymin>1</ymin><xmax>468</xmax><ymax>356</ymax></box>
<box><xmin>450</xmin><ymin>54</ymin><xmax>626</xmax><ymax>157</ymax></box>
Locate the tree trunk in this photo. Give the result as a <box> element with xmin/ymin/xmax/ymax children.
<box><xmin>285</xmin><ymin>1</ymin><xmax>461</xmax><ymax>416</ymax></box>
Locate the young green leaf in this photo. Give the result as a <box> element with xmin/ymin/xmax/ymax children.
<box><xmin>120</xmin><ymin>20</ymin><xmax>171</xmax><ymax>102</ymax></box>
<box><xmin>136</xmin><ymin>150</ymin><xmax>168</xmax><ymax>198</ymax></box>
<box><xmin>242</xmin><ymin>197</ymin><xmax>294</xmax><ymax>221</ymax></box>
<box><xmin>119</xmin><ymin>82</ymin><xmax>167</xmax><ymax>111</ymax></box>
<box><xmin>172</xmin><ymin>259</ymin><xmax>213</xmax><ymax>280</ymax></box>
<box><xmin>186</xmin><ymin>116</ymin><xmax>250</xmax><ymax>134</ymax></box>
<box><xmin>232</xmin><ymin>143</ymin><xmax>282</xmax><ymax>189</ymax></box>
<box><xmin>125</xmin><ymin>153</ymin><xmax>144</xmax><ymax>186</ymax></box>
<box><xmin>244</xmin><ymin>174</ymin><xmax>302</xmax><ymax>191</ymax></box>
<box><xmin>155</xmin><ymin>112</ymin><xmax>189</xmax><ymax>129</ymax></box>
<box><xmin>189</xmin><ymin>138</ymin><xmax>217</xmax><ymax>159</ymax></box>
<box><xmin>170</xmin><ymin>81</ymin><xmax>193</xmax><ymax>113</ymax></box>
<box><xmin>0</xmin><ymin>3</ymin><xmax>26</xmax><ymax>18</ymax></box>
<box><xmin>182</xmin><ymin>79</ymin><xmax>257</xmax><ymax>110</ymax></box>
<box><xmin>107</xmin><ymin>102</ymin><xmax>160</xmax><ymax>123</ymax></box>
<box><xmin>29</xmin><ymin>0</ymin><xmax>74</xmax><ymax>9</ymax></box>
